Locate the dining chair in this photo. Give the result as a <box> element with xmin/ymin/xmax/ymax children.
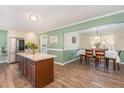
<box><xmin>117</xmin><ymin>61</ymin><xmax>124</xmax><ymax>70</ymax></box>
<box><xmin>116</xmin><ymin>50</ymin><xmax>124</xmax><ymax>70</ymax></box>
<box><xmin>95</xmin><ymin>49</ymin><xmax>106</xmax><ymax>68</ymax></box>
<box><xmin>79</xmin><ymin>49</ymin><xmax>86</xmax><ymax>64</ymax></box>
<box><xmin>116</xmin><ymin>61</ymin><xmax>124</xmax><ymax>70</ymax></box>
<box><xmin>85</xmin><ymin>49</ymin><xmax>94</xmax><ymax>64</ymax></box>
<box><xmin>80</xmin><ymin>54</ymin><xmax>86</xmax><ymax>64</ymax></box>
<box><xmin>106</xmin><ymin>50</ymin><xmax>121</xmax><ymax>71</ymax></box>
<box><xmin>106</xmin><ymin>58</ymin><xmax>116</xmax><ymax>71</ymax></box>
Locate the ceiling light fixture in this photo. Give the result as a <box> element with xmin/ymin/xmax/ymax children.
<box><xmin>29</xmin><ymin>14</ymin><xmax>39</xmax><ymax>21</ymax></box>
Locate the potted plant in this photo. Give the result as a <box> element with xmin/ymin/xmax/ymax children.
<box><xmin>95</xmin><ymin>42</ymin><xmax>101</xmax><ymax>49</ymax></box>
<box><xmin>1</xmin><ymin>43</ymin><xmax>7</xmax><ymax>56</ymax></box>
<box><xmin>25</xmin><ymin>42</ymin><xmax>38</xmax><ymax>54</ymax></box>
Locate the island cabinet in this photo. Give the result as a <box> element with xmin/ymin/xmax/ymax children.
<box><xmin>17</xmin><ymin>55</ymin><xmax>24</xmax><ymax>74</ymax></box>
<box><xmin>16</xmin><ymin>53</ymin><xmax>54</xmax><ymax>88</ymax></box>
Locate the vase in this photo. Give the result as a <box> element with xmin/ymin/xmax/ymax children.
<box><xmin>32</xmin><ymin>49</ymin><xmax>35</xmax><ymax>54</ymax></box>
<box><xmin>95</xmin><ymin>42</ymin><xmax>101</xmax><ymax>49</ymax></box>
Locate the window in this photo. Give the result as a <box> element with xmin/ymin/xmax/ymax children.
<box><xmin>90</xmin><ymin>34</ymin><xmax>114</xmax><ymax>50</ymax></box>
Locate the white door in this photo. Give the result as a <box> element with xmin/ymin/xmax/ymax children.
<box><xmin>40</xmin><ymin>35</ymin><xmax>47</xmax><ymax>54</ymax></box>
<box><xmin>9</xmin><ymin>38</ymin><xmax>16</xmax><ymax>63</ymax></box>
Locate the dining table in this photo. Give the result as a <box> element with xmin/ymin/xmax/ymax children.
<box><xmin>77</xmin><ymin>49</ymin><xmax>120</xmax><ymax>70</ymax></box>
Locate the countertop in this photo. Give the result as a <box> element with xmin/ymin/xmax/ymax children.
<box><xmin>16</xmin><ymin>52</ymin><xmax>56</xmax><ymax>61</ymax></box>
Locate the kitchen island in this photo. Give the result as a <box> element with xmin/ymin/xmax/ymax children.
<box><xmin>16</xmin><ymin>53</ymin><xmax>55</xmax><ymax>88</ymax></box>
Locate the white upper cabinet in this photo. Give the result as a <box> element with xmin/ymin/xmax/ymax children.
<box><xmin>8</xmin><ymin>30</ymin><xmax>25</xmax><ymax>38</ymax></box>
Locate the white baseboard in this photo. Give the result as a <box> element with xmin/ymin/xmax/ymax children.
<box><xmin>54</xmin><ymin>61</ymin><xmax>64</xmax><ymax>65</ymax></box>
<box><xmin>0</xmin><ymin>60</ymin><xmax>8</xmax><ymax>63</ymax></box>
<box><xmin>47</xmin><ymin>48</ymin><xmax>63</xmax><ymax>51</ymax></box>
<box><xmin>54</xmin><ymin>57</ymin><xmax>79</xmax><ymax>65</ymax></box>
<box><xmin>63</xmin><ymin>58</ymin><xmax>79</xmax><ymax>65</ymax></box>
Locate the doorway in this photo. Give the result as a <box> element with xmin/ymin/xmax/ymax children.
<box><xmin>40</xmin><ymin>35</ymin><xmax>47</xmax><ymax>54</ymax></box>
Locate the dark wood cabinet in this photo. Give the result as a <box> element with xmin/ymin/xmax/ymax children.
<box><xmin>26</xmin><ymin>62</ymin><xmax>33</xmax><ymax>81</ymax></box>
<box><xmin>16</xmin><ymin>54</ymin><xmax>54</xmax><ymax>87</ymax></box>
<box><xmin>22</xmin><ymin>57</ymin><xmax>27</xmax><ymax>77</ymax></box>
<box><xmin>36</xmin><ymin>59</ymin><xmax>54</xmax><ymax>87</ymax></box>
<box><xmin>17</xmin><ymin>55</ymin><xmax>24</xmax><ymax>74</ymax></box>
<box><xmin>26</xmin><ymin>62</ymin><xmax>36</xmax><ymax>86</ymax></box>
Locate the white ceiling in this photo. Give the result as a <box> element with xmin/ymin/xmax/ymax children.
<box><xmin>0</xmin><ymin>5</ymin><xmax>124</xmax><ymax>32</ymax></box>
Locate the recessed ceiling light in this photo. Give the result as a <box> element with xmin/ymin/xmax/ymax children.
<box><xmin>29</xmin><ymin>14</ymin><xmax>39</xmax><ymax>21</ymax></box>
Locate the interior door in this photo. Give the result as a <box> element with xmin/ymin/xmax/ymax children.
<box><xmin>40</xmin><ymin>35</ymin><xmax>47</xmax><ymax>54</ymax></box>
<box><xmin>9</xmin><ymin>38</ymin><xmax>17</xmax><ymax>63</ymax></box>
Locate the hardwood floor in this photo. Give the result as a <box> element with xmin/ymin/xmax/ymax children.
<box><xmin>0</xmin><ymin>60</ymin><xmax>124</xmax><ymax>88</ymax></box>
<box><xmin>0</xmin><ymin>63</ymin><xmax>32</xmax><ymax>88</ymax></box>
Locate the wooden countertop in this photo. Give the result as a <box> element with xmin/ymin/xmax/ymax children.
<box><xmin>16</xmin><ymin>52</ymin><xmax>56</xmax><ymax>61</ymax></box>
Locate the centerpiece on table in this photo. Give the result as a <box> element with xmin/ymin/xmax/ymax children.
<box><xmin>25</xmin><ymin>41</ymin><xmax>38</xmax><ymax>54</ymax></box>
<box><xmin>95</xmin><ymin>42</ymin><xmax>101</xmax><ymax>49</ymax></box>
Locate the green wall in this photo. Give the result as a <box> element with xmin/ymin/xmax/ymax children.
<box><xmin>45</xmin><ymin>31</ymin><xmax>64</xmax><ymax>49</ymax></box>
<box><xmin>41</xmin><ymin>12</ymin><xmax>124</xmax><ymax>64</ymax></box>
<box><xmin>63</xmin><ymin>49</ymin><xmax>79</xmax><ymax>62</ymax></box>
<box><xmin>42</xmin><ymin>30</ymin><xmax>64</xmax><ymax>63</ymax></box>
<box><xmin>120</xmin><ymin>51</ymin><xmax>124</xmax><ymax>62</ymax></box>
<box><xmin>48</xmin><ymin>50</ymin><xmax>64</xmax><ymax>63</ymax></box>
<box><xmin>0</xmin><ymin>30</ymin><xmax>8</xmax><ymax>62</ymax></box>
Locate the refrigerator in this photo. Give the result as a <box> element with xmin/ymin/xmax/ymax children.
<box><xmin>9</xmin><ymin>38</ymin><xmax>25</xmax><ymax>63</ymax></box>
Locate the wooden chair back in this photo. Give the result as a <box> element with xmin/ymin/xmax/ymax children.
<box><xmin>95</xmin><ymin>49</ymin><xmax>105</xmax><ymax>59</ymax></box>
<box><xmin>85</xmin><ymin>49</ymin><xmax>94</xmax><ymax>58</ymax></box>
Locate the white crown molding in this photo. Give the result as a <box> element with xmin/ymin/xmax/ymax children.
<box><xmin>41</xmin><ymin>9</ymin><xmax>124</xmax><ymax>33</ymax></box>
<box><xmin>0</xmin><ymin>27</ymin><xmax>8</xmax><ymax>31</ymax></box>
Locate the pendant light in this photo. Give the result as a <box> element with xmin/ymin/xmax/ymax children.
<box><xmin>95</xmin><ymin>27</ymin><xmax>101</xmax><ymax>43</ymax></box>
